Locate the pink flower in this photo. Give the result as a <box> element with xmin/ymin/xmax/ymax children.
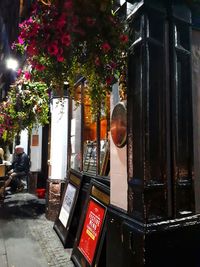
<box><xmin>61</xmin><ymin>34</ymin><xmax>71</xmax><ymax>47</ymax></box>
<box><xmin>47</xmin><ymin>42</ymin><xmax>59</xmax><ymax>56</ymax></box>
<box><xmin>57</xmin><ymin>48</ymin><xmax>64</xmax><ymax>62</ymax></box>
<box><xmin>27</xmin><ymin>44</ymin><xmax>38</xmax><ymax>56</ymax></box>
<box><xmin>94</xmin><ymin>57</ymin><xmax>101</xmax><ymax>66</ymax></box>
<box><xmin>57</xmin><ymin>54</ymin><xmax>64</xmax><ymax>62</ymax></box>
<box><xmin>120</xmin><ymin>34</ymin><xmax>128</xmax><ymax>43</ymax></box>
<box><xmin>24</xmin><ymin>72</ymin><xmax>31</xmax><ymax>80</ymax></box>
<box><xmin>106</xmin><ymin>76</ymin><xmax>113</xmax><ymax>86</ymax></box>
<box><xmin>56</xmin><ymin>14</ymin><xmax>67</xmax><ymax>29</ymax></box>
<box><xmin>29</xmin><ymin>22</ymin><xmax>40</xmax><ymax>36</ymax></box>
<box><xmin>18</xmin><ymin>36</ymin><xmax>24</xmax><ymax>45</ymax></box>
<box><xmin>34</xmin><ymin>64</ymin><xmax>46</xmax><ymax>71</ymax></box>
<box><xmin>102</xmin><ymin>42</ymin><xmax>111</xmax><ymax>53</ymax></box>
<box><xmin>17</xmin><ymin>68</ymin><xmax>22</xmax><ymax>76</ymax></box>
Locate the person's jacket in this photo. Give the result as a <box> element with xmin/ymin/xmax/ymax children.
<box><xmin>12</xmin><ymin>152</ymin><xmax>30</xmax><ymax>174</ymax></box>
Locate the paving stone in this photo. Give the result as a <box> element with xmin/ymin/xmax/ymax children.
<box><xmin>0</xmin><ymin>192</ymin><xmax>75</xmax><ymax>267</ymax></box>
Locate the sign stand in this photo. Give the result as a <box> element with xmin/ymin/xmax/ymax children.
<box><xmin>53</xmin><ymin>169</ymin><xmax>83</xmax><ymax>248</ymax></box>
<box><xmin>71</xmin><ymin>179</ymin><xmax>110</xmax><ymax>267</ymax></box>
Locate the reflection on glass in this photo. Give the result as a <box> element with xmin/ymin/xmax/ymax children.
<box><xmin>70</xmin><ymin>100</ymin><xmax>82</xmax><ymax>171</ymax></box>
<box><xmin>83</xmin><ymin>141</ymin><xmax>97</xmax><ymax>175</ymax></box>
<box><xmin>100</xmin><ymin>139</ymin><xmax>110</xmax><ymax>177</ymax></box>
<box><xmin>129</xmin><ymin>16</ymin><xmax>143</xmax><ymax>44</ymax></box>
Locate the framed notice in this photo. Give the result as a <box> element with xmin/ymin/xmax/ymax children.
<box><xmin>32</xmin><ymin>134</ymin><xmax>39</xmax><ymax>146</ymax></box>
<box><xmin>71</xmin><ymin>179</ymin><xmax>110</xmax><ymax>267</ymax></box>
<box><xmin>59</xmin><ymin>183</ymin><xmax>77</xmax><ymax>227</ymax></box>
<box><xmin>78</xmin><ymin>199</ymin><xmax>106</xmax><ymax>265</ymax></box>
<box><xmin>53</xmin><ymin>169</ymin><xmax>83</xmax><ymax>248</ymax></box>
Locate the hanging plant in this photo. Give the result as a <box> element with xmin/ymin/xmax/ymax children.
<box><xmin>12</xmin><ymin>0</ymin><xmax>128</xmax><ymax>112</ymax></box>
<box><xmin>0</xmin><ymin>69</ymin><xmax>50</xmax><ymax>142</ymax></box>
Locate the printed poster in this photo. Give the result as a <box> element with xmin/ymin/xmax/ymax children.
<box><xmin>59</xmin><ymin>183</ymin><xmax>76</xmax><ymax>227</ymax></box>
<box><xmin>78</xmin><ymin>199</ymin><xmax>105</xmax><ymax>265</ymax></box>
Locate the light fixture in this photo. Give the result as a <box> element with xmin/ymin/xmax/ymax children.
<box><xmin>6</xmin><ymin>58</ymin><xmax>19</xmax><ymax>71</ymax></box>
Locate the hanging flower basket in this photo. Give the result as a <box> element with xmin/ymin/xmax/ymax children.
<box><xmin>0</xmin><ymin>71</ymin><xmax>50</xmax><ymax>142</ymax></box>
<box><xmin>12</xmin><ymin>0</ymin><xmax>128</xmax><ymax>111</ymax></box>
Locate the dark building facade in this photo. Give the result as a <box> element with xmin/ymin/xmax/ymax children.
<box><xmin>107</xmin><ymin>0</ymin><xmax>200</xmax><ymax>266</ymax></box>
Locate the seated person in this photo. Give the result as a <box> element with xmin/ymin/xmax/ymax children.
<box><xmin>6</xmin><ymin>145</ymin><xmax>30</xmax><ymax>193</ymax></box>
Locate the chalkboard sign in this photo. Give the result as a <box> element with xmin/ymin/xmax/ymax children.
<box><xmin>71</xmin><ymin>179</ymin><xmax>110</xmax><ymax>267</ymax></box>
<box><xmin>53</xmin><ymin>169</ymin><xmax>83</xmax><ymax>247</ymax></box>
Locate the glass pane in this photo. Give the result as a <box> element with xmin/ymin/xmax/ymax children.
<box><xmin>83</xmin><ymin>95</ymin><xmax>97</xmax><ymax>175</ymax></box>
<box><xmin>70</xmin><ymin>100</ymin><xmax>82</xmax><ymax>171</ymax></box>
<box><xmin>100</xmin><ymin>96</ymin><xmax>110</xmax><ymax>176</ymax></box>
<box><xmin>83</xmin><ymin>93</ymin><xmax>110</xmax><ymax>176</ymax></box>
<box><xmin>129</xmin><ymin>15</ymin><xmax>143</xmax><ymax>44</ymax></box>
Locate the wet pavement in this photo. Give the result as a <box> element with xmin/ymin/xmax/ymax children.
<box><xmin>0</xmin><ymin>191</ymin><xmax>75</xmax><ymax>267</ymax></box>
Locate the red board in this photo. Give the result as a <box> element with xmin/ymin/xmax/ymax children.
<box><xmin>78</xmin><ymin>199</ymin><xmax>105</xmax><ymax>265</ymax></box>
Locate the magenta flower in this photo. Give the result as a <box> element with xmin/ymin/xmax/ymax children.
<box><xmin>95</xmin><ymin>57</ymin><xmax>101</xmax><ymax>66</ymax></box>
<box><xmin>61</xmin><ymin>34</ymin><xmax>71</xmax><ymax>47</ymax></box>
<box><xmin>24</xmin><ymin>72</ymin><xmax>31</xmax><ymax>80</ymax></box>
<box><xmin>120</xmin><ymin>34</ymin><xmax>128</xmax><ymax>43</ymax></box>
<box><xmin>106</xmin><ymin>76</ymin><xmax>113</xmax><ymax>86</ymax></box>
<box><xmin>57</xmin><ymin>54</ymin><xmax>65</xmax><ymax>62</ymax></box>
<box><xmin>56</xmin><ymin>14</ymin><xmax>67</xmax><ymax>29</ymax></box>
<box><xmin>102</xmin><ymin>42</ymin><xmax>111</xmax><ymax>53</ymax></box>
<box><xmin>18</xmin><ymin>36</ymin><xmax>24</xmax><ymax>45</ymax></box>
<box><xmin>47</xmin><ymin>42</ymin><xmax>59</xmax><ymax>56</ymax></box>
<box><xmin>27</xmin><ymin>43</ymin><xmax>38</xmax><ymax>56</ymax></box>
<box><xmin>17</xmin><ymin>68</ymin><xmax>22</xmax><ymax>76</ymax></box>
<box><xmin>34</xmin><ymin>64</ymin><xmax>46</xmax><ymax>71</ymax></box>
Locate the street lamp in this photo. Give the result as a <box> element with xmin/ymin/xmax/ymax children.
<box><xmin>6</xmin><ymin>58</ymin><xmax>19</xmax><ymax>71</ymax></box>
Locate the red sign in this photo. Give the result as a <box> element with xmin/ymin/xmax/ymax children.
<box><xmin>78</xmin><ymin>199</ymin><xmax>105</xmax><ymax>265</ymax></box>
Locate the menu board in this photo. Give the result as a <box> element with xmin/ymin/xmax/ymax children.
<box><xmin>78</xmin><ymin>199</ymin><xmax>105</xmax><ymax>265</ymax></box>
<box><xmin>59</xmin><ymin>183</ymin><xmax>77</xmax><ymax>227</ymax></box>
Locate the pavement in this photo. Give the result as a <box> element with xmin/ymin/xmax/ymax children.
<box><xmin>0</xmin><ymin>191</ymin><xmax>75</xmax><ymax>267</ymax></box>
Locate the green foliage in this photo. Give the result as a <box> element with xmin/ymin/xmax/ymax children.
<box><xmin>0</xmin><ymin>81</ymin><xmax>49</xmax><ymax>142</ymax></box>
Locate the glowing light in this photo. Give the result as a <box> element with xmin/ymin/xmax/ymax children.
<box><xmin>6</xmin><ymin>58</ymin><xmax>19</xmax><ymax>71</ymax></box>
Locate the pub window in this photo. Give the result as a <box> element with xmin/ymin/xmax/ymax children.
<box><xmin>70</xmin><ymin>99</ymin><xmax>82</xmax><ymax>172</ymax></box>
<box><xmin>69</xmin><ymin>80</ymin><xmax>110</xmax><ymax>177</ymax></box>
